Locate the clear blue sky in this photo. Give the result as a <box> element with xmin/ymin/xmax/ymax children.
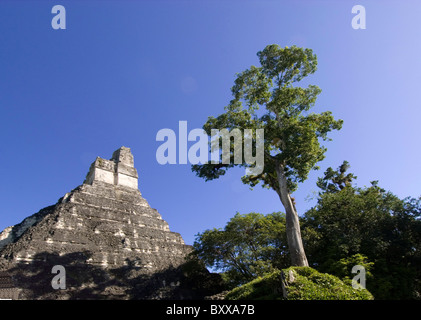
<box><xmin>1</xmin><ymin>0</ymin><xmax>420</xmax><ymax>246</ymax></box>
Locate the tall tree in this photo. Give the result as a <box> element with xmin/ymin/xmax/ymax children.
<box><xmin>192</xmin><ymin>44</ymin><xmax>343</xmax><ymax>266</ymax></box>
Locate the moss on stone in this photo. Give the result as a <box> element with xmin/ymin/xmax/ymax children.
<box><xmin>225</xmin><ymin>266</ymin><xmax>373</xmax><ymax>300</ymax></box>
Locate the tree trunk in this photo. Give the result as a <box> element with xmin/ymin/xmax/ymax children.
<box><xmin>276</xmin><ymin>165</ymin><xmax>309</xmax><ymax>267</ymax></box>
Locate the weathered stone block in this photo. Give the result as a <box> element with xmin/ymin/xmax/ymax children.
<box><xmin>84</xmin><ymin>147</ymin><xmax>138</xmax><ymax>189</ymax></box>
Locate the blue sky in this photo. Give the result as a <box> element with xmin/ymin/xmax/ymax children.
<box><xmin>1</xmin><ymin>0</ymin><xmax>420</xmax><ymax>246</ymax></box>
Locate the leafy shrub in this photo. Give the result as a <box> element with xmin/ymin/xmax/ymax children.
<box><xmin>284</xmin><ymin>267</ymin><xmax>373</xmax><ymax>300</ymax></box>
<box><xmin>225</xmin><ymin>270</ymin><xmax>283</xmax><ymax>300</ymax></box>
<box><xmin>225</xmin><ymin>267</ymin><xmax>373</xmax><ymax>300</ymax></box>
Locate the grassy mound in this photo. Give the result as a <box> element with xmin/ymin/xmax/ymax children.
<box><xmin>225</xmin><ymin>267</ymin><xmax>373</xmax><ymax>300</ymax></box>
<box><xmin>225</xmin><ymin>270</ymin><xmax>283</xmax><ymax>300</ymax></box>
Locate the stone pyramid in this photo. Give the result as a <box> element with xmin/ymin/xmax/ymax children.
<box><xmin>0</xmin><ymin>147</ymin><xmax>221</xmax><ymax>299</ymax></box>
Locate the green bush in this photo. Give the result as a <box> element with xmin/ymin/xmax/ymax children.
<box><xmin>284</xmin><ymin>267</ymin><xmax>373</xmax><ymax>300</ymax></box>
<box><xmin>225</xmin><ymin>270</ymin><xmax>283</xmax><ymax>300</ymax></box>
<box><xmin>225</xmin><ymin>267</ymin><xmax>373</xmax><ymax>300</ymax></box>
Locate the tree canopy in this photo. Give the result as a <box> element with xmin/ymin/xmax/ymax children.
<box><xmin>193</xmin><ymin>212</ymin><xmax>288</xmax><ymax>287</ymax></box>
<box><xmin>302</xmin><ymin>162</ymin><xmax>421</xmax><ymax>299</ymax></box>
<box><xmin>192</xmin><ymin>44</ymin><xmax>343</xmax><ymax>193</ymax></box>
<box><xmin>192</xmin><ymin>44</ymin><xmax>343</xmax><ymax>266</ymax></box>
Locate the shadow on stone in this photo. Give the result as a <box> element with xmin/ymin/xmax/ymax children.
<box><xmin>0</xmin><ymin>147</ymin><xmax>227</xmax><ymax>300</ymax></box>
<box><xmin>0</xmin><ymin>250</ymin><xmax>225</xmax><ymax>300</ymax></box>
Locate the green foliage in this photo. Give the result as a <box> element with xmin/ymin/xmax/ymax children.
<box><xmin>284</xmin><ymin>267</ymin><xmax>373</xmax><ymax>300</ymax></box>
<box><xmin>316</xmin><ymin>160</ymin><xmax>357</xmax><ymax>194</ymax></box>
<box><xmin>224</xmin><ymin>270</ymin><xmax>283</xmax><ymax>300</ymax></box>
<box><xmin>192</xmin><ymin>44</ymin><xmax>344</xmax><ymax>267</ymax></box>
<box><xmin>225</xmin><ymin>267</ymin><xmax>373</xmax><ymax>300</ymax></box>
<box><xmin>302</xmin><ymin>162</ymin><xmax>421</xmax><ymax>299</ymax></box>
<box><xmin>193</xmin><ymin>212</ymin><xmax>289</xmax><ymax>287</ymax></box>
<box><xmin>225</xmin><ymin>270</ymin><xmax>282</xmax><ymax>300</ymax></box>
<box><xmin>321</xmin><ymin>254</ymin><xmax>374</xmax><ymax>285</ymax></box>
<box><xmin>180</xmin><ymin>255</ymin><xmax>226</xmax><ymax>297</ymax></box>
<box><xmin>194</xmin><ymin>160</ymin><xmax>421</xmax><ymax>299</ymax></box>
<box><xmin>192</xmin><ymin>44</ymin><xmax>343</xmax><ymax>194</ymax></box>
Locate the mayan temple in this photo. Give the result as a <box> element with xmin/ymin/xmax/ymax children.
<box><xmin>0</xmin><ymin>147</ymin><xmax>221</xmax><ymax>300</ymax></box>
